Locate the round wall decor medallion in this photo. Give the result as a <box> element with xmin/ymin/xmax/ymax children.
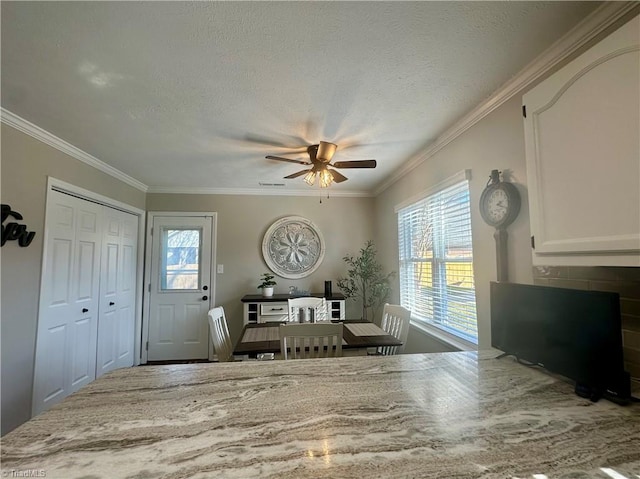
<box><xmin>262</xmin><ymin>216</ymin><xmax>325</xmax><ymax>279</ymax></box>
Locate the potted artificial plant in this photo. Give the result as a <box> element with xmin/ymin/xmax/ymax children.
<box><xmin>337</xmin><ymin>240</ymin><xmax>395</xmax><ymax>321</ymax></box>
<box><xmin>258</xmin><ymin>273</ymin><xmax>277</xmax><ymax>297</ymax></box>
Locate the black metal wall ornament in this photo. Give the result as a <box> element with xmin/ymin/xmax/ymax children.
<box><xmin>1</xmin><ymin>204</ymin><xmax>36</xmax><ymax>247</ymax></box>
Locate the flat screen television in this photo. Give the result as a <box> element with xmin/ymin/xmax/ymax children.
<box><xmin>490</xmin><ymin>281</ymin><xmax>630</xmax><ymax>403</ymax></box>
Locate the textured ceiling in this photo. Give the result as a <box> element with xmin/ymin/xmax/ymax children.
<box><xmin>1</xmin><ymin>2</ymin><xmax>599</xmax><ymax>195</ymax></box>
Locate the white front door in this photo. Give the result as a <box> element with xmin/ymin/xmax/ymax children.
<box><xmin>96</xmin><ymin>207</ymin><xmax>139</xmax><ymax>377</ymax></box>
<box><xmin>147</xmin><ymin>216</ymin><xmax>213</xmax><ymax>361</ymax></box>
<box><xmin>33</xmin><ymin>191</ymin><xmax>102</xmax><ymax>415</ymax></box>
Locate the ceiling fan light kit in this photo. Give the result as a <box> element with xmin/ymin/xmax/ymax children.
<box><xmin>302</xmin><ymin>168</ymin><xmax>334</xmax><ymax>188</ymax></box>
<box><xmin>303</xmin><ymin>170</ymin><xmax>316</xmax><ymax>186</ymax></box>
<box><xmin>265</xmin><ymin>141</ymin><xmax>377</xmax><ymax>188</ymax></box>
<box><xmin>319</xmin><ymin>169</ymin><xmax>334</xmax><ymax>188</ymax></box>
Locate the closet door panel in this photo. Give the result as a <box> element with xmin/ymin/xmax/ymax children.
<box><xmin>41</xmin><ymin>324</ymin><xmax>67</xmax><ymax>403</ymax></box>
<box><xmin>50</xmin><ymin>239</ymin><xmax>72</xmax><ymax>305</ymax></box>
<box><xmin>118</xmin><ymin>305</ymin><xmax>134</xmax><ymax>362</ymax></box>
<box><xmin>70</xmin><ymin>316</ymin><xmax>95</xmax><ymax>389</ymax></box>
<box><xmin>97</xmin><ymin>309</ymin><xmax>117</xmax><ymax>372</ymax></box>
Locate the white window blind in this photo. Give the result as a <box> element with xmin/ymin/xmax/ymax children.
<box><xmin>397</xmin><ymin>177</ymin><xmax>477</xmax><ymax>343</ymax></box>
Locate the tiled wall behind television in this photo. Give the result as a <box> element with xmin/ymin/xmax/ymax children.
<box><xmin>533</xmin><ymin>266</ymin><xmax>640</xmax><ymax>390</ymax></box>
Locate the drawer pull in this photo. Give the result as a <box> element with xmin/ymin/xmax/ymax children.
<box><xmin>271</xmin><ymin>307</ymin><xmax>284</xmax><ymax>311</ymax></box>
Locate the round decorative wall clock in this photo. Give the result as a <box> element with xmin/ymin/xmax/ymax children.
<box><xmin>479</xmin><ymin>170</ymin><xmax>521</xmax><ymax>229</ymax></box>
<box><xmin>479</xmin><ymin>169</ymin><xmax>521</xmax><ymax>283</ymax></box>
<box><xmin>262</xmin><ymin>216</ymin><xmax>325</xmax><ymax>279</ymax></box>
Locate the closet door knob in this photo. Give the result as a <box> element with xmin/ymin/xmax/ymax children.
<box><xmin>109</xmin><ymin>302</ymin><xmax>115</xmax><ymax>306</ymax></box>
<box><xmin>82</xmin><ymin>308</ymin><xmax>89</xmax><ymax>313</ymax></box>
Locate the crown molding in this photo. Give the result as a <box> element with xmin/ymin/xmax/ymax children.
<box><xmin>146</xmin><ymin>185</ymin><xmax>373</xmax><ymax>197</ymax></box>
<box><xmin>1</xmin><ymin>108</ymin><xmax>148</xmax><ymax>192</ymax></box>
<box><xmin>374</xmin><ymin>1</ymin><xmax>639</xmax><ymax>196</ymax></box>
<box><xmin>1</xmin><ymin>108</ymin><xmax>370</xmax><ymax>198</ymax></box>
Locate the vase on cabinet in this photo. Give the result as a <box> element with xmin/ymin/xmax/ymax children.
<box><xmin>262</xmin><ymin>287</ymin><xmax>274</xmax><ymax>298</ymax></box>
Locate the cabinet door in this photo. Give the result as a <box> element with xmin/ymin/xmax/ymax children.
<box><xmin>523</xmin><ymin>15</ymin><xmax>640</xmax><ymax>266</ymax></box>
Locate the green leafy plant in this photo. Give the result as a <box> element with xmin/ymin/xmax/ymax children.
<box><xmin>257</xmin><ymin>272</ymin><xmax>277</xmax><ymax>289</ymax></box>
<box><xmin>336</xmin><ymin>240</ymin><xmax>395</xmax><ymax>321</ymax></box>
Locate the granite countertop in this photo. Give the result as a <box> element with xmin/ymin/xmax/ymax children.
<box><xmin>2</xmin><ymin>352</ymin><xmax>639</xmax><ymax>478</ymax></box>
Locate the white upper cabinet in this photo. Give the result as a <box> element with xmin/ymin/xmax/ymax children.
<box><xmin>523</xmin><ymin>15</ymin><xmax>640</xmax><ymax>266</ymax></box>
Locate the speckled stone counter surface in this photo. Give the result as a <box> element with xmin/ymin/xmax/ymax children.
<box><xmin>2</xmin><ymin>352</ymin><xmax>639</xmax><ymax>478</ymax></box>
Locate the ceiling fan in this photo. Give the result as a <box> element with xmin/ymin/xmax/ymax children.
<box><xmin>266</xmin><ymin>141</ymin><xmax>377</xmax><ymax>188</ymax></box>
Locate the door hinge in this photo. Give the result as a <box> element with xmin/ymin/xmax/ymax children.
<box><xmin>531</xmin><ymin>235</ymin><xmax>535</xmax><ymax>249</ymax></box>
<box><xmin>150</xmin><ymin>227</ymin><xmax>153</xmax><ymax>236</ymax></box>
<box><xmin>146</xmin><ymin>341</ymin><xmax>149</xmax><ymax>351</ymax></box>
<box><xmin>148</xmin><ymin>283</ymin><xmax>151</xmax><ymax>292</ymax></box>
<box><xmin>522</xmin><ymin>105</ymin><xmax>527</xmax><ymax>118</ymax></box>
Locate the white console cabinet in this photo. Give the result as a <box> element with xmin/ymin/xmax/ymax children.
<box><xmin>522</xmin><ymin>14</ymin><xmax>640</xmax><ymax>266</ymax></box>
<box><xmin>241</xmin><ymin>294</ymin><xmax>346</xmax><ymax>325</ymax></box>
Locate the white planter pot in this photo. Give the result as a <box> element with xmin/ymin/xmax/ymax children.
<box><xmin>262</xmin><ymin>287</ymin><xmax>274</xmax><ymax>297</ymax></box>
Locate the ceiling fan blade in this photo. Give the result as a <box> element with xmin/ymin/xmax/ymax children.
<box><xmin>332</xmin><ymin>159</ymin><xmax>377</xmax><ymax>169</ymax></box>
<box><xmin>329</xmin><ymin>169</ymin><xmax>348</xmax><ymax>183</ymax></box>
<box><xmin>284</xmin><ymin>169</ymin><xmax>311</xmax><ymax>179</ymax></box>
<box><xmin>266</xmin><ymin>156</ymin><xmax>311</xmax><ymax>166</ymax></box>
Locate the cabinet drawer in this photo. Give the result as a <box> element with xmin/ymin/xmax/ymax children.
<box><xmin>260</xmin><ymin>302</ymin><xmax>288</xmax><ymax>316</ymax></box>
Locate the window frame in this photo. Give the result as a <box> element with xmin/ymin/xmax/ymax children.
<box><xmin>395</xmin><ymin>170</ymin><xmax>478</xmax><ymax>348</ymax></box>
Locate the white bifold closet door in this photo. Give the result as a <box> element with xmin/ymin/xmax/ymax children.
<box><xmin>32</xmin><ymin>190</ymin><xmax>138</xmax><ymax>416</ymax></box>
<box><xmin>96</xmin><ymin>207</ymin><xmax>138</xmax><ymax>378</ymax></box>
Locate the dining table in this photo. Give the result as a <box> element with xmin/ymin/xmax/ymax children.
<box><xmin>233</xmin><ymin>319</ymin><xmax>403</xmax><ymax>356</ymax></box>
<box><xmin>1</xmin><ymin>351</ymin><xmax>638</xmax><ymax>478</ymax></box>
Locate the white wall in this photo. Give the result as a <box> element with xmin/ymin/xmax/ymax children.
<box><xmin>145</xmin><ymin>193</ymin><xmax>375</xmax><ymax>344</ymax></box>
<box><xmin>0</xmin><ymin>124</ymin><xmax>146</xmax><ymax>435</ymax></box>
<box><xmin>374</xmin><ymin>95</ymin><xmax>533</xmax><ymax>351</ymax></box>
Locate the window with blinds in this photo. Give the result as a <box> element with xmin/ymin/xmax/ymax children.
<box><xmin>397</xmin><ymin>176</ymin><xmax>477</xmax><ymax>343</ymax></box>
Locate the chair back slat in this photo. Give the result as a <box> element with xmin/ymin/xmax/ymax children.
<box><xmin>377</xmin><ymin>304</ymin><xmax>411</xmax><ymax>355</ymax></box>
<box><xmin>208</xmin><ymin>307</ymin><xmax>234</xmax><ymax>362</ymax></box>
<box><xmin>279</xmin><ymin>323</ymin><xmax>343</xmax><ymax>359</ymax></box>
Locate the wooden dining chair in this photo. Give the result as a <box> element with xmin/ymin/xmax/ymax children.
<box><xmin>372</xmin><ymin>303</ymin><xmax>411</xmax><ymax>355</ymax></box>
<box><xmin>287</xmin><ymin>297</ymin><xmax>329</xmax><ymax>323</ymax></box>
<box><xmin>208</xmin><ymin>307</ymin><xmax>234</xmax><ymax>362</ymax></box>
<box><xmin>279</xmin><ymin>323</ymin><xmax>343</xmax><ymax>359</ymax></box>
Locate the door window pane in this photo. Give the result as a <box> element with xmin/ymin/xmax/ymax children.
<box><xmin>161</xmin><ymin>229</ymin><xmax>201</xmax><ymax>290</ymax></box>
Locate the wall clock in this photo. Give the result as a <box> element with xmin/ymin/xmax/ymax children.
<box><xmin>262</xmin><ymin>216</ymin><xmax>325</xmax><ymax>279</ymax></box>
<box><xmin>479</xmin><ymin>170</ymin><xmax>521</xmax><ymax>282</ymax></box>
<box><xmin>479</xmin><ymin>170</ymin><xmax>521</xmax><ymax>229</ymax></box>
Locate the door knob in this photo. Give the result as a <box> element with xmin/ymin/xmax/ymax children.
<box><xmin>202</xmin><ymin>295</ymin><xmax>208</xmax><ymax>301</ymax></box>
<box><xmin>109</xmin><ymin>302</ymin><xmax>115</xmax><ymax>306</ymax></box>
<box><xmin>82</xmin><ymin>308</ymin><xmax>89</xmax><ymax>313</ymax></box>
